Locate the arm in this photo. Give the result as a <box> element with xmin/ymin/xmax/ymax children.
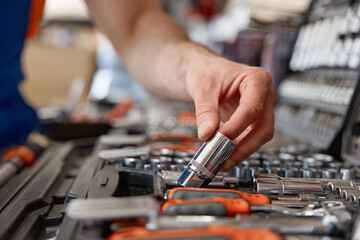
<box><xmin>85</xmin><ymin>0</ymin><xmax>275</xmax><ymax>170</ymax></box>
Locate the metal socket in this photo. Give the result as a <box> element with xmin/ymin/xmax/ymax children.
<box><xmin>177</xmin><ymin>131</ymin><xmax>236</xmax><ymax>188</ymax></box>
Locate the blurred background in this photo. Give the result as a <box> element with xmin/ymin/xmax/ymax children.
<box><xmin>20</xmin><ymin>0</ymin><xmax>310</xmax><ymax>108</ymax></box>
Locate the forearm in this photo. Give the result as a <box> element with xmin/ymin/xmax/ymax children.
<box><xmin>85</xmin><ymin>0</ymin><xmax>205</xmax><ymax>101</ymax></box>
<box><xmin>86</xmin><ymin>0</ymin><xmax>275</xmax><ymax>169</ymax></box>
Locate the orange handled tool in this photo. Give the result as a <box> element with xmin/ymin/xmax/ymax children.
<box><xmin>167</xmin><ymin>187</ymin><xmax>271</xmax><ymax>205</ymax></box>
<box><xmin>108</xmin><ymin>225</ymin><xmax>282</xmax><ymax>240</ymax></box>
<box><xmin>0</xmin><ymin>142</ymin><xmax>45</xmax><ymax>188</ymax></box>
<box><xmin>161</xmin><ymin>197</ymin><xmax>251</xmax><ymax>216</ymax></box>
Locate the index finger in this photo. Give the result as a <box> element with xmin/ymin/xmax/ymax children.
<box><xmin>219</xmin><ymin>69</ymin><xmax>272</xmax><ymax>140</ymax></box>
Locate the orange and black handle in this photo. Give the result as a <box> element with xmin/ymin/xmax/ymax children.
<box><xmin>0</xmin><ymin>142</ymin><xmax>45</xmax><ymax>188</ymax></box>
<box><xmin>3</xmin><ymin>142</ymin><xmax>45</xmax><ymax>167</ymax></box>
<box><xmin>161</xmin><ymin>197</ymin><xmax>251</xmax><ymax>216</ymax></box>
<box><xmin>108</xmin><ymin>225</ymin><xmax>282</xmax><ymax>240</ymax></box>
<box><xmin>167</xmin><ymin>187</ymin><xmax>271</xmax><ymax>205</ymax></box>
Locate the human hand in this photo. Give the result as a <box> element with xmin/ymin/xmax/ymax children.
<box><xmin>185</xmin><ymin>48</ymin><xmax>276</xmax><ymax>171</ymax></box>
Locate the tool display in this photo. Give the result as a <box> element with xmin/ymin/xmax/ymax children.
<box><xmin>276</xmin><ymin>0</ymin><xmax>360</xmax><ymax>156</ymax></box>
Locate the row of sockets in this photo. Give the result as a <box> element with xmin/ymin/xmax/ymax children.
<box><xmin>290</xmin><ymin>5</ymin><xmax>360</xmax><ymax>71</ymax></box>
<box><xmin>116</xmin><ymin>156</ymin><xmax>191</xmax><ymax>172</ymax></box>
<box><xmin>245</xmin><ymin>152</ymin><xmax>340</xmax><ymax>169</ymax></box>
<box><xmin>275</xmin><ymin>104</ymin><xmax>341</xmax><ymax>141</ymax></box>
<box><xmin>252</xmin><ymin>173</ymin><xmax>360</xmax><ymax>197</ymax></box>
<box><xmin>234</xmin><ymin>165</ymin><xmax>356</xmax><ymax>180</ymax></box>
<box><xmin>331</xmin><ymin>183</ymin><xmax>360</xmax><ymax>204</ymax></box>
<box><xmin>278</xmin><ymin>75</ymin><xmax>354</xmax><ymax>106</ymax></box>
<box><xmin>232</xmin><ymin>151</ymin><xmax>358</xmax><ymax>180</ymax></box>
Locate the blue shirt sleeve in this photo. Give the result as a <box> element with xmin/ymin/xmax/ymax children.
<box><xmin>0</xmin><ymin>0</ymin><xmax>39</xmax><ymax>149</ymax></box>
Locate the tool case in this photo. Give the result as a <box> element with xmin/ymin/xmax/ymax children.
<box><xmin>4</xmin><ymin>0</ymin><xmax>360</xmax><ymax>239</ymax></box>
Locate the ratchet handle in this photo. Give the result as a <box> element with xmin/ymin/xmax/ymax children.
<box><xmin>167</xmin><ymin>187</ymin><xmax>271</xmax><ymax>205</ymax></box>
<box><xmin>162</xmin><ymin>197</ymin><xmax>250</xmax><ymax>216</ymax></box>
<box><xmin>108</xmin><ymin>226</ymin><xmax>283</xmax><ymax>240</ymax></box>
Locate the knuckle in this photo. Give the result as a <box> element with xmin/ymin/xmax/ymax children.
<box><xmin>262</xmin><ymin>71</ymin><xmax>273</xmax><ymax>86</ymax></box>
<box><xmin>253</xmin><ymin>68</ymin><xmax>272</xmax><ymax>85</ymax></box>
<box><xmin>269</xmin><ymin>88</ymin><xmax>276</xmax><ymax>98</ymax></box>
<box><xmin>264</xmin><ymin>129</ymin><xmax>274</xmax><ymax>142</ymax></box>
<box><xmin>237</xmin><ymin>150</ymin><xmax>251</xmax><ymax>162</ymax></box>
<box><xmin>244</xmin><ymin>68</ymin><xmax>273</xmax><ymax>88</ymax></box>
<box><xmin>195</xmin><ymin>104</ymin><xmax>214</xmax><ymax>120</ymax></box>
<box><xmin>245</xmin><ymin>103</ymin><xmax>263</xmax><ymax>120</ymax></box>
<box><xmin>263</xmin><ymin>127</ymin><xmax>274</xmax><ymax>142</ymax></box>
<box><xmin>268</xmin><ymin>88</ymin><xmax>277</xmax><ymax>104</ymax></box>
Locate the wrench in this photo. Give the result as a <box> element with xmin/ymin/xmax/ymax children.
<box><xmin>250</xmin><ymin>201</ymin><xmax>346</xmax><ymax>217</ymax></box>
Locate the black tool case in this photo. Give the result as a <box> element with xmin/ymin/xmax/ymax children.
<box><xmin>0</xmin><ymin>138</ymin><xmax>96</xmax><ymax>239</ymax></box>
<box><xmin>4</xmin><ymin>0</ymin><xmax>360</xmax><ymax>239</ymax></box>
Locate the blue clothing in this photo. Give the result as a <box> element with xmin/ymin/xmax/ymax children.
<box><xmin>0</xmin><ymin>0</ymin><xmax>38</xmax><ymax>149</ymax></box>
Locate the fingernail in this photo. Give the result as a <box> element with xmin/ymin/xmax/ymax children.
<box><xmin>198</xmin><ymin>121</ymin><xmax>212</xmax><ymax>140</ymax></box>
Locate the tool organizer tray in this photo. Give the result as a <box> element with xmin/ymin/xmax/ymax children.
<box><xmin>4</xmin><ymin>0</ymin><xmax>360</xmax><ymax>239</ymax></box>
<box><xmin>1</xmin><ymin>109</ymin><xmax>360</xmax><ymax>239</ymax></box>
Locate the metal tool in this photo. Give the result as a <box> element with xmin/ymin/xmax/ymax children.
<box><xmin>177</xmin><ymin>131</ymin><xmax>236</xmax><ymax>188</ymax></box>
<box><xmin>98</xmin><ymin>134</ymin><xmax>147</xmax><ymax>147</ymax></box>
<box><xmin>65</xmin><ymin>196</ymin><xmax>352</xmax><ymax>237</ymax></box>
<box><xmin>153</xmin><ymin>214</ymin><xmax>346</xmax><ymax>236</ymax></box>
<box><xmin>250</xmin><ymin>201</ymin><xmax>346</xmax><ymax>217</ymax></box>
<box><xmin>328</xmin><ymin>180</ymin><xmax>359</xmax><ymax>192</ymax></box>
<box><xmin>276</xmin><ymin>194</ymin><xmax>327</xmax><ymax>202</ymax></box>
<box><xmin>98</xmin><ymin>146</ymin><xmax>151</xmax><ymax>162</ymax></box>
<box><xmin>334</xmin><ymin>186</ymin><xmax>360</xmax><ymax>196</ymax></box>
<box><xmin>162</xmin><ymin>170</ymin><xmax>238</xmax><ymax>188</ymax></box>
<box><xmin>67</xmin><ymin>196</ymin><xmax>159</xmax><ymax>220</ymax></box>
<box><xmin>255</xmin><ymin>179</ymin><xmax>324</xmax><ymax>195</ymax></box>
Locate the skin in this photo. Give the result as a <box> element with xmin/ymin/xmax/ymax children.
<box><xmin>85</xmin><ymin>0</ymin><xmax>276</xmax><ymax>171</ymax></box>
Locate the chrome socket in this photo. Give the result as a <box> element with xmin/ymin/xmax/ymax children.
<box><xmin>177</xmin><ymin>131</ymin><xmax>236</xmax><ymax>188</ymax></box>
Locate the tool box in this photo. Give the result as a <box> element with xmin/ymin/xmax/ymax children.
<box><xmin>3</xmin><ymin>0</ymin><xmax>360</xmax><ymax>239</ymax></box>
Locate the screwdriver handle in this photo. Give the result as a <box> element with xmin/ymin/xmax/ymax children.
<box><xmin>167</xmin><ymin>187</ymin><xmax>271</xmax><ymax>205</ymax></box>
<box><xmin>162</xmin><ymin>197</ymin><xmax>250</xmax><ymax>216</ymax></box>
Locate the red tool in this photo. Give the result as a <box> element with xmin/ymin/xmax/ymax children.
<box><xmin>167</xmin><ymin>187</ymin><xmax>271</xmax><ymax>205</ymax></box>
<box><xmin>162</xmin><ymin>197</ymin><xmax>251</xmax><ymax>216</ymax></box>
<box><xmin>108</xmin><ymin>225</ymin><xmax>282</xmax><ymax>240</ymax></box>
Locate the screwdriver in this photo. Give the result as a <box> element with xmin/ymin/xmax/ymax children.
<box><xmin>108</xmin><ymin>225</ymin><xmax>283</xmax><ymax>240</ymax></box>
<box><xmin>166</xmin><ymin>187</ymin><xmax>271</xmax><ymax>205</ymax></box>
<box><xmin>0</xmin><ymin>142</ymin><xmax>45</xmax><ymax>187</ymax></box>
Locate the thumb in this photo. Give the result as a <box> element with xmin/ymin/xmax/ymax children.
<box><xmin>194</xmin><ymin>96</ymin><xmax>220</xmax><ymax>141</ymax></box>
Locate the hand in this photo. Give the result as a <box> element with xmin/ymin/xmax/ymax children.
<box><xmin>185</xmin><ymin>48</ymin><xmax>276</xmax><ymax>171</ymax></box>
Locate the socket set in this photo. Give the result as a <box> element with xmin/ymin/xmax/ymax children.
<box><xmin>62</xmin><ymin>130</ymin><xmax>360</xmax><ymax>239</ymax></box>
<box><xmin>4</xmin><ymin>1</ymin><xmax>360</xmax><ymax>240</ymax></box>
<box><xmin>276</xmin><ymin>0</ymin><xmax>360</xmax><ymax>154</ymax></box>
<box><xmin>2</xmin><ymin>105</ymin><xmax>360</xmax><ymax>240</ymax></box>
